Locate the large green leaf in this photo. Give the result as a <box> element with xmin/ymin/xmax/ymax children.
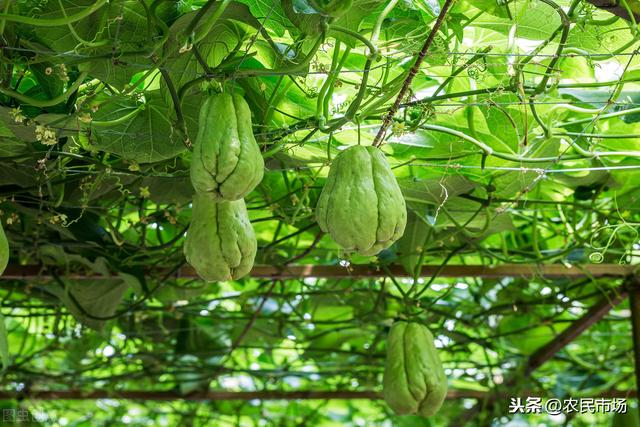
<box><xmin>48</xmin><ymin>278</ymin><xmax>129</xmax><ymax>331</ymax></box>
<box><xmin>161</xmin><ymin>11</ymin><xmax>245</xmax><ymax>105</ymax></box>
<box><xmin>33</xmin><ymin>0</ymin><xmax>160</xmax><ymax>88</ymax></box>
<box><xmin>396</xmin><ymin>209</ymin><xmax>431</xmax><ymax>275</ymax></box>
<box><xmin>84</xmin><ymin>91</ymin><xmax>194</xmax><ymax>162</ymax></box>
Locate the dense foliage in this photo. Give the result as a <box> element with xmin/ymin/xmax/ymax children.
<box><xmin>0</xmin><ymin>0</ymin><xmax>639</xmax><ymax>425</ymax></box>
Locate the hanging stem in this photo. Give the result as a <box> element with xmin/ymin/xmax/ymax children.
<box><xmin>372</xmin><ymin>0</ymin><xmax>455</xmax><ymax>147</ymax></box>
<box><xmin>186</xmin><ymin>0</ymin><xmax>232</xmax><ymax>46</ymax></box>
<box><xmin>431</xmin><ymin>46</ymin><xmax>493</xmax><ymax>98</ymax></box>
<box><xmin>0</xmin><ymin>0</ymin><xmax>12</xmax><ymax>39</ymax></box>
<box><xmin>532</xmin><ymin>0</ymin><xmax>570</xmax><ymax>95</ymax></box>
<box><xmin>159</xmin><ymin>68</ymin><xmax>191</xmax><ymax>150</ymax></box>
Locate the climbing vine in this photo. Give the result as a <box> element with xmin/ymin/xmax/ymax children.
<box><xmin>0</xmin><ymin>0</ymin><xmax>639</xmax><ymax>425</ymax></box>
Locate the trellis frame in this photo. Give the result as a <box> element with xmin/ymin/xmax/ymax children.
<box><xmin>0</xmin><ymin>0</ymin><xmax>639</xmax><ymax>423</ymax></box>
<box><xmin>1</xmin><ymin>263</ymin><xmax>636</xmax><ymax>280</ymax></box>
<box><xmin>1</xmin><ymin>263</ymin><xmax>637</xmax><ymax>412</ymax></box>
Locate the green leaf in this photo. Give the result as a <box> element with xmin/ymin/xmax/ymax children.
<box><xmin>281</xmin><ymin>0</ymin><xmax>327</xmax><ymax>35</ymax></box>
<box><xmin>396</xmin><ymin>209</ymin><xmax>430</xmax><ymax>275</ymax></box>
<box><xmin>0</xmin><ymin>107</ymin><xmax>37</xmax><ymax>141</ymax></box>
<box><xmin>32</xmin><ymin>0</ymin><xmax>110</xmax><ymax>52</ymax></box>
<box><xmin>498</xmin><ymin>312</ymin><xmax>571</xmax><ymax>355</ymax></box>
<box><xmin>153</xmin><ymin>282</ymin><xmax>214</xmax><ymax>304</ymax></box>
<box><xmin>48</xmin><ymin>278</ymin><xmax>130</xmax><ymax>331</ymax></box>
<box><xmin>333</xmin><ymin>0</ymin><xmax>384</xmax><ymax>30</ymax></box>
<box><xmin>131</xmin><ymin>175</ymin><xmax>194</xmax><ymax>204</ymax></box>
<box><xmin>566</xmin><ymin>20</ymin><xmax>634</xmax><ymax>53</ymax></box>
<box><xmin>307</xmin><ymin>327</ymin><xmax>364</xmax><ymax>350</ymax></box>
<box><xmin>489</xmin><ymin>137</ymin><xmax>560</xmax><ymax>198</ymax></box>
<box><xmin>0</xmin><ymin>163</ymin><xmax>39</xmax><ymax>187</ymax></box>
<box><xmin>237</xmin><ymin>0</ymin><xmax>289</xmax><ymax>36</ymax></box>
<box><xmin>475</xmin><ymin>0</ymin><xmax>558</xmax><ymax>40</ymax></box>
<box><xmin>464</xmin><ymin>0</ymin><xmax>511</xmax><ymax>18</ymax></box>
<box><xmin>514</xmin><ymin>2</ymin><xmax>560</xmax><ymax>40</ymax></box>
<box><xmin>0</xmin><ymin>139</ymin><xmax>27</xmax><ymax>157</ymax></box>
<box><xmin>0</xmin><ymin>121</ymin><xmax>12</xmax><ymax>138</ymax></box>
<box><xmin>29</xmin><ymin>63</ymin><xmax>64</xmax><ymax>100</ymax></box>
<box><xmin>393</xmin><ymin>415</ymin><xmax>433</xmax><ymax>427</ymax></box>
<box><xmin>161</xmin><ymin>1</ymin><xmax>284</xmax><ymax>106</ymax></box>
<box><xmin>34</xmin><ymin>0</ymin><xmax>161</xmax><ymax>88</ymax></box>
<box><xmin>400</xmin><ymin>176</ymin><xmax>477</xmax><ymax>205</ymax></box>
<box><xmin>85</xmin><ymin>91</ymin><xmax>191</xmax><ymax>163</ymax></box>
<box><xmin>479</xmin><ymin>94</ymin><xmax>526</xmax><ymax>152</ymax></box>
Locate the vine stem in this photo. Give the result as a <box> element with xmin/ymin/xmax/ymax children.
<box><xmin>0</xmin><ymin>0</ymin><xmax>11</xmax><ymax>38</ymax></box>
<box><xmin>0</xmin><ymin>0</ymin><xmax>108</xmax><ymax>26</ymax></box>
<box><xmin>372</xmin><ymin>0</ymin><xmax>455</xmax><ymax>148</ymax></box>
<box><xmin>0</xmin><ymin>71</ymin><xmax>88</xmax><ymax>107</ymax></box>
<box><xmin>208</xmin><ymin>280</ymin><xmax>278</xmax><ymax>380</ymax></box>
<box><xmin>186</xmin><ymin>0</ymin><xmax>232</xmax><ymax>46</ymax></box>
<box><xmin>159</xmin><ymin>67</ymin><xmax>191</xmax><ymax>150</ymax></box>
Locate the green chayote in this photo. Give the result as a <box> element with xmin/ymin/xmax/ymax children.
<box><xmin>316</xmin><ymin>145</ymin><xmax>407</xmax><ymax>256</ymax></box>
<box><xmin>184</xmin><ymin>193</ymin><xmax>257</xmax><ymax>281</ymax></box>
<box><xmin>190</xmin><ymin>93</ymin><xmax>264</xmax><ymax>201</ymax></box>
<box><xmin>383</xmin><ymin>321</ymin><xmax>448</xmax><ymax>417</ymax></box>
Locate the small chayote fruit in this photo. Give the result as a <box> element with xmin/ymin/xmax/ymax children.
<box><xmin>184</xmin><ymin>193</ymin><xmax>257</xmax><ymax>281</ymax></box>
<box><xmin>316</xmin><ymin>145</ymin><xmax>407</xmax><ymax>256</ymax></box>
<box><xmin>383</xmin><ymin>321</ymin><xmax>448</xmax><ymax>417</ymax></box>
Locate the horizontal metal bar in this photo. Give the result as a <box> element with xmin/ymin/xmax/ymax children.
<box><xmin>0</xmin><ymin>264</ymin><xmax>636</xmax><ymax>280</ymax></box>
<box><xmin>0</xmin><ymin>389</ymin><xmax>633</xmax><ymax>401</ymax></box>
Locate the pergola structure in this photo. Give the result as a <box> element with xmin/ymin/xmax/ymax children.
<box><xmin>1</xmin><ymin>0</ymin><xmax>640</xmax><ymax>425</ymax></box>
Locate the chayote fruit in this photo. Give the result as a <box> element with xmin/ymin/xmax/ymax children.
<box><xmin>190</xmin><ymin>93</ymin><xmax>264</xmax><ymax>200</ymax></box>
<box><xmin>0</xmin><ymin>223</ymin><xmax>8</xmax><ymax>275</ymax></box>
<box><xmin>383</xmin><ymin>321</ymin><xmax>448</xmax><ymax>417</ymax></box>
<box><xmin>316</xmin><ymin>145</ymin><xmax>407</xmax><ymax>256</ymax></box>
<box><xmin>184</xmin><ymin>193</ymin><xmax>257</xmax><ymax>281</ymax></box>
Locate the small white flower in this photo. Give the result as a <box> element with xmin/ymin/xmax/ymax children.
<box><xmin>35</xmin><ymin>125</ymin><xmax>57</xmax><ymax>146</ymax></box>
<box><xmin>9</xmin><ymin>107</ymin><xmax>25</xmax><ymax>124</ymax></box>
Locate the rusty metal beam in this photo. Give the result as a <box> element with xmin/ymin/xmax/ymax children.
<box><xmin>0</xmin><ymin>264</ymin><xmax>636</xmax><ymax>281</ymax></box>
<box><xmin>0</xmin><ymin>389</ymin><xmax>633</xmax><ymax>401</ymax></box>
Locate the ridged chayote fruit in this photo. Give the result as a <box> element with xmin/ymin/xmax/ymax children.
<box><xmin>383</xmin><ymin>321</ymin><xmax>448</xmax><ymax>417</ymax></box>
<box><xmin>190</xmin><ymin>93</ymin><xmax>264</xmax><ymax>200</ymax></box>
<box><xmin>0</xmin><ymin>223</ymin><xmax>8</xmax><ymax>275</ymax></box>
<box><xmin>315</xmin><ymin>145</ymin><xmax>407</xmax><ymax>256</ymax></box>
<box><xmin>184</xmin><ymin>193</ymin><xmax>257</xmax><ymax>281</ymax></box>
